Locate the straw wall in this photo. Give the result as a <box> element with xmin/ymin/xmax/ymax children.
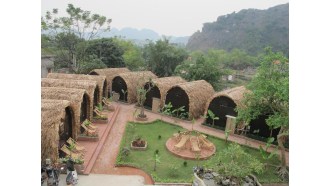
<box><xmin>89</xmin><ymin>68</ymin><xmax>130</xmax><ymax>94</ymax></box>
<box><xmin>41</xmin><ymin>87</ymin><xmax>90</xmax><ymax>139</ymax></box>
<box><xmin>113</xmin><ymin>71</ymin><xmax>157</xmax><ymax>103</ymax></box>
<box><xmin>166</xmin><ymin>80</ymin><xmax>215</xmax><ymax>119</ymax></box>
<box><xmin>47</xmin><ymin>73</ymin><xmax>106</xmax><ymax>103</ymax></box>
<box><xmin>41</xmin><ymin>99</ymin><xmax>71</xmax><ymax>163</ymax></box>
<box><xmin>41</xmin><ymin>78</ymin><xmax>98</xmax><ymax>118</ymax></box>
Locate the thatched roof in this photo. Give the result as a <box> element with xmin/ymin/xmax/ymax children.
<box><xmin>114</xmin><ymin>71</ymin><xmax>157</xmax><ymax>103</ymax></box>
<box><xmin>89</xmin><ymin>68</ymin><xmax>130</xmax><ymax>91</ymax></box>
<box><xmin>150</xmin><ymin>76</ymin><xmax>186</xmax><ymax>107</ymax></box>
<box><xmin>41</xmin><ymin>99</ymin><xmax>71</xmax><ymax>163</ymax></box>
<box><xmin>166</xmin><ymin>80</ymin><xmax>215</xmax><ymax>119</ymax></box>
<box><xmin>41</xmin><ymin>87</ymin><xmax>90</xmax><ymax>139</ymax></box>
<box><xmin>205</xmin><ymin>86</ymin><xmax>247</xmax><ymax>113</ymax></box>
<box><xmin>41</xmin><ymin>78</ymin><xmax>98</xmax><ymax>118</ymax></box>
<box><xmin>47</xmin><ymin>73</ymin><xmax>107</xmax><ymax>103</ymax></box>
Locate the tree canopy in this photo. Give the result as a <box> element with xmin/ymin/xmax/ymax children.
<box><xmin>143</xmin><ymin>38</ymin><xmax>188</xmax><ymax>77</ymax></box>
<box><xmin>236</xmin><ymin>47</ymin><xmax>288</xmax><ymax>179</ymax></box>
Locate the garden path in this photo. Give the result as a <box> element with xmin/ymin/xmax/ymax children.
<box><xmin>89</xmin><ymin>102</ymin><xmax>288</xmax><ymax>185</ymax></box>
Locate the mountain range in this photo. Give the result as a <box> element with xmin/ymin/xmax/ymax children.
<box><xmin>100</xmin><ymin>27</ymin><xmax>190</xmax><ymax>45</ymax></box>
<box><xmin>186</xmin><ymin>3</ymin><xmax>289</xmax><ymax>56</ymax></box>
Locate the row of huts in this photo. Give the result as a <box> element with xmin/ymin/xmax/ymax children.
<box><xmin>41</xmin><ymin>68</ymin><xmax>277</xmax><ymax>163</ymax></box>
<box><xmin>89</xmin><ymin>68</ymin><xmax>277</xmax><ymax>139</ymax></box>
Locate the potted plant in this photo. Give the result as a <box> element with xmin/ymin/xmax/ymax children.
<box><xmin>135</xmin><ymin>79</ymin><xmax>154</xmax><ymax>121</ymax></box>
<box><xmin>131</xmin><ymin>136</ymin><xmax>148</xmax><ymax>150</ymax></box>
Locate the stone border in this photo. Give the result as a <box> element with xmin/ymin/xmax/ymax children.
<box><xmin>130</xmin><ymin>141</ymin><xmax>148</xmax><ymax>150</ymax></box>
<box><xmin>77</xmin><ymin>135</ymin><xmax>99</xmax><ymax>142</ymax></box>
<box><xmin>115</xmin><ymin>164</ymin><xmax>155</xmax><ymax>184</ymax></box>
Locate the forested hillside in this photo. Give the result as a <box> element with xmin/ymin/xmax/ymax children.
<box><xmin>186</xmin><ymin>3</ymin><xmax>288</xmax><ymax>56</ymax></box>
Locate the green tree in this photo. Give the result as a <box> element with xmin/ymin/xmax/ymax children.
<box><xmin>41</xmin><ymin>4</ymin><xmax>112</xmax><ymax>71</ymax></box>
<box><xmin>236</xmin><ymin>47</ymin><xmax>288</xmax><ymax>179</ymax></box>
<box><xmin>82</xmin><ymin>38</ymin><xmax>125</xmax><ymax>68</ymax></box>
<box><xmin>113</xmin><ymin>38</ymin><xmax>146</xmax><ymax>71</ymax></box>
<box><xmin>143</xmin><ymin>37</ymin><xmax>188</xmax><ymax>77</ymax></box>
<box><xmin>205</xmin><ymin>143</ymin><xmax>264</xmax><ymax>182</ymax></box>
<box><xmin>175</xmin><ymin>52</ymin><xmax>223</xmax><ymax>89</ymax></box>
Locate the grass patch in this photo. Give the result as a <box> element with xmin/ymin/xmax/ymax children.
<box><xmin>116</xmin><ymin>120</ymin><xmax>286</xmax><ymax>183</ymax></box>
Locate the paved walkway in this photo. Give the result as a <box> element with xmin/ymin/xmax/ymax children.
<box><xmin>58</xmin><ymin>174</ymin><xmax>144</xmax><ymax>186</ymax></box>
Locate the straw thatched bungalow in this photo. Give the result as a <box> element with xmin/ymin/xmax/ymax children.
<box><xmin>204</xmin><ymin>86</ymin><xmax>246</xmax><ymax>129</ymax></box>
<box><xmin>143</xmin><ymin>76</ymin><xmax>186</xmax><ymax>109</ymax></box>
<box><xmin>112</xmin><ymin>71</ymin><xmax>157</xmax><ymax>103</ymax></box>
<box><xmin>41</xmin><ymin>78</ymin><xmax>99</xmax><ymax>118</ymax></box>
<box><xmin>165</xmin><ymin>80</ymin><xmax>215</xmax><ymax>119</ymax></box>
<box><xmin>41</xmin><ymin>99</ymin><xmax>74</xmax><ymax>163</ymax></box>
<box><xmin>89</xmin><ymin>68</ymin><xmax>130</xmax><ymax>97</ymax></box>
<box><xmin>47</xmin><ymin>73</ymin><xmax>107</xmax><ymax>103</ymax></box>
<box><xmin>41</xmin><ymin>87</ymin><xmax>91</xmax><ymax>139</ymax></box>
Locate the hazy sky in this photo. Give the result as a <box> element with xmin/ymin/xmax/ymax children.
<box><xmin>41</xmin><ymin>0</ymin><xmax>289</xmax><ymax>37</ymax></box>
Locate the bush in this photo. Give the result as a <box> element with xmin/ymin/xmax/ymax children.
<box><xmin>183</xmin><ymin>161</ymin><xmax>187</xmax><ymax>167</ymax></box>
<box><xmin>158</xmin><ymin>135</ymin><xmax>162</xmax><ymax>140</ymax></box>
<box><xmin>155</xmin><ymin>149</ymin><xmax>159</xmax><ymax>154</ymax></box>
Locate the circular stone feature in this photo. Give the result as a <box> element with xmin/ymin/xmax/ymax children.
<box><xmin>165</xmin><ymin>135</ymin><xmax>216</xmax><ymax>160</ymax></box>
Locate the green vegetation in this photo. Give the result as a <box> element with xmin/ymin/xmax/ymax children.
<box><xmin>116</xmin><ymin>120</ymin><xmax>285</xmax><ymax>183</ymax></box>
<box><xmin>237</xmin><ymin>47</ymin><xmax>289</xmax><ymax>180</ymax></box>
<box><xmin>143</xmin><ymin>37</ymin><xmax>188</xmax><ymax>77</ymax></box>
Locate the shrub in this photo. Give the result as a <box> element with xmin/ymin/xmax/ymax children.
<box><xmin>183</xmin><ymin>161</ymin><xmax>187</xmax><ymax>167</ymax></box>
<box><xmin>158</xmin><ymin>135</ymin><xmax>162</xmax><ymax>140</ymax></box>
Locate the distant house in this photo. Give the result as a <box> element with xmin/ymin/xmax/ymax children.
<box><xmin>41</xmin><ymin>55</ymin><xmax>55</xmax><ymax>78</ymax></box>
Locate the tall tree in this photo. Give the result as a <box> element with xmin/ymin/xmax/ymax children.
<box><xmin>143</xmin><ymin>38</ymin><xmax>188</xmax><ymax>77</ymax></box>
<box><xmin>112</xmin><ymin>38</ymin><xmax>146</xmax><ymax>71</ymax></box>
<box><xmin>41</xmin><ymin>4</ymin><xmax>112</xmax><ymax>71</ymax></box>
<box><xmin>236</xmin><ymin>47</ymin><xmax>289</xmax><ymax>179</ymax></box>
<box><xmin>82</xmin><ymin>38</ymin><xmax>125</xmax><ymax>68</ymax></box>
<box><xmin>174</xmin><ymin>51</ymin><xmax>225</xmax><ymax>90</ymax></box>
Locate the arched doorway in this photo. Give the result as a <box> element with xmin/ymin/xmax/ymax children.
<box><xmin>207</xmin><ymin>96</ymin><xmax>237</xmax><ymax>130</ymax></box>
<box><xmin>94</xmin><ymin>86</ymin><xmax>100</xmax><ymax>107</ymax></box>
<box><xmin>80</xmin><ymin>94</ymin><xmax>89</xmax><ymax>122</ymax></box>
<box><xmin>248</xmin><ymin>115</ymin><xmax>280</xmax><ymax>139</ymax></box>
<box><xmin>144</xmin><ymin>83</ymin><xmax>161</xmax><ymax>110</ymax></box>
<box><xmin>103</xmin><ymin>80</ymin><xmax>107</xmax><ymax>99</ymax></box>
<box><xmin>59</xmin><ymin>107</ymin><xmax>74</xmax><ymax>158</ymax></box>
<box><xmin>165</xmin><ymin>87</ymin><xmax>189</xmax><ymax>116</ymax></box>
<box><xmin>112</xmin><ymin>76</ymin><xmax>128</xmax><ymax>102</ymax></box>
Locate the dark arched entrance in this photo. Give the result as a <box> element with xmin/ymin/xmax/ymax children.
<box><xmin>94</xmin><ymin>86</ymin><xmax>100</xmax><ymax>107</ymax></box>
<box><xmin>206</xmin><ymin>96</ymin><xmax>237</xmax><ymax>130</ymax></box>
<box><xmin>144</xmin><ymin>83</ymin><xmax>161</xmax><ymax>110</ymax></box>
<box><xmin>59</xmin><ymin>107</ymin><xmax>74</xmax><ymax>158</ymax></box>
<box><xmin>248</xmin><ymin>115</ymin><xmax>280</xmax><ymax>139</ymax></box>
<box><xmin>165</xmin><ymin>87</ymin><xmax>189</xmax><ymax>116</ymax></box>
<box><xmin>102</xmin><ymin>80</ymin><xmax>107</xmax><ymax>100</ymax></box>
<box><xmin>112</xmin><ymin>76</ymin><xmax>128</xmax><ymax>102</ymax></box>
<box><xmin>80</xmin><ymin>94</ymin><xmax>89</xmax><ymax>122</ymax></box>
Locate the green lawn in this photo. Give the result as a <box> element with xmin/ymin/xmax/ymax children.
<box><xmin>116</xmin><ymin>120</ymin><xmax>285</xmax><ymax>183</ymax></box>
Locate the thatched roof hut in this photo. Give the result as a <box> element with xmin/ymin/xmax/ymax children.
<box><xmin>204</xmin><ymin>86</ymin><xmax>247</xmax><ymax>129</ymax></box>
<box><xmin>112</xmin><ymin>71</ymin><xmax>157</xmax><ymax>103</ymax></box>
<box><xmin>143</xmin><ymin>76</ymin><xmax>186</xmax><ymax>109</ymax></box>
<box><xmin>165</xmin><ymin>80</ymin><xmax>215</xmax><ymax>119</ymax></box>
<box><xmin>41</xmin><ymin>78</ymin><xmax>98</xmax><ymax>118</ymax></box>
<box><xmin>41</xmin><ymin>99</ymin><xmax>73</xmax><ymax>163</ymax></box>
<box><xmin>89</xmin><ymin>68</ymin><xmax>130</xmax><ymax>96</ymax></box>
<box><xmin>41</xmin><ymin>87</ymin><xmax>91</xmax><ymax>139</ymax></box>
<box><xmin>47</xmin><ymin>73</ymin><xmax>107</xmax><ymax>103</ymax></box>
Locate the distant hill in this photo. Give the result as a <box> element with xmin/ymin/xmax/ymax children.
<box><xmin>100</xmin><ymin>27</ymin><xmax>190</xmax><ymax>45</ymax></box>
<box><xmin>186</xmin><ymin>3</ymin><xmax>289</xmax><ymax>56</ymax></box>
